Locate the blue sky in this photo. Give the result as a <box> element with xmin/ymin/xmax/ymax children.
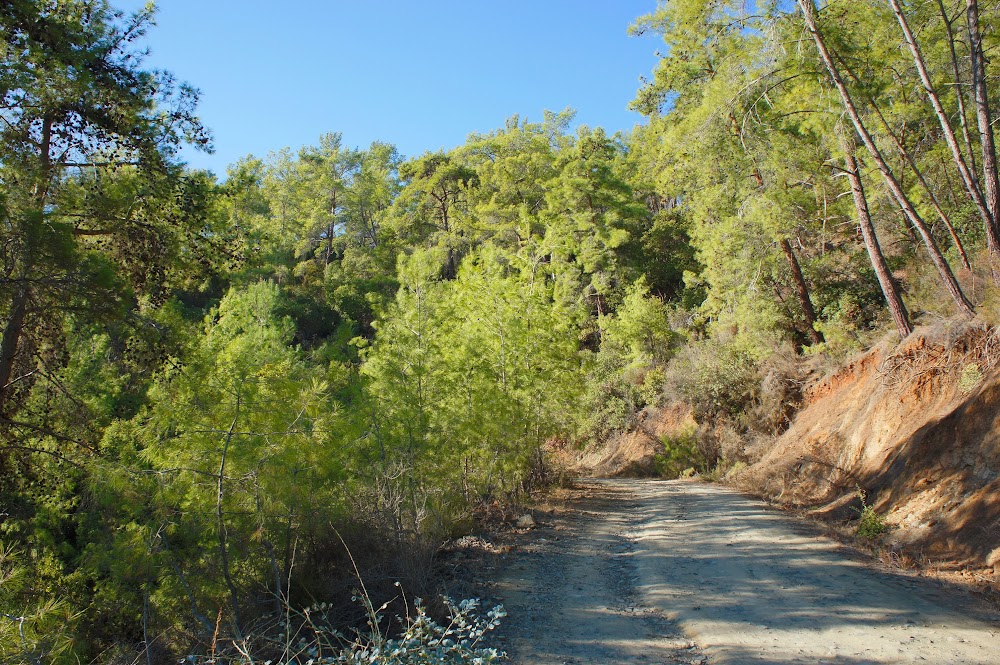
<box><xmin>121</xmin><ymin>1</ymin><xmax>661</xmax><ymax>176</ymax></box>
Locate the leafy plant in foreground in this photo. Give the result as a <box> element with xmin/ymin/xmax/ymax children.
<box><xmin>855</xmin><ymin>488</ymin><xmax>888</xmax><ymax>540</ymax></box>
<box><xmin>187</xmin><ymin>594</ymin><xmax>505</xmax><ymax>664</ymax></box>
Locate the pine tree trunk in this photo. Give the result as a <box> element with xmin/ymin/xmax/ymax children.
<box><xmin>0</xmin><ymin>117</ymin><xmax>52</xmax><ymax>415</ymax></box>
<box><xmin>780</xmin><ymin>238</ymin><xmax>824</xmax><ymax>346</ymax></box>
<box><xmin>968</xmin><ymin>0</ymin><xmax>1000</xmax><ymax>241</ymax></box>
<box><xmin>937</xmin><ymin>0</ymin><xmax>978</xmax><ymax>173</ymax></box>
<box><xmin>324</xmin><ymin>190</ymin><xmax>337</xmax><ymax>266</ymax></box>
<box><xmin>842</xmin><ymin>142</ymin><xmax>913</xmax><ymax>339</ymax></box>
<box><xmin>797</xmin><ymin>0</ymin><xmax>975</xmax><ymax>319</ymax></box>
<box><xmin>864</xmin><ymin>98</ymin><xmax>972</xmax><ymax>270</ymax></box>
<box><xmin>890</xmin><ymin>0</ymin><xmax>999</xmax><ymax>254</ymax></box>
<box><xmin>0</xmin><ymin>286</ymin><xmax>29</xmax><ymax>414</ymax></box>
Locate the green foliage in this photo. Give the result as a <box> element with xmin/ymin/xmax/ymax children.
<box><xmin>579</xmin><ymin>350</ymin><xmax>646</xmax><ymax>442</ymax></box>
<box><xmin>0</xmin><ymin>0</ymin><xmax>213</xmax><ymax>417</ymax></box>
<box><xmin>600</xmin><ymin>278</ymin><xmax>679</xmax><ymax>367</ymax></box>
<box><xmin>812</xmin><ymin>292</ymin><xmax>874</xmax><ymax>356</ymax></box>
<box><xmin>959</xmin><ymin>363</ymin><xmax>984</xmax><ymax>395</ymax></box>
<box><xmin>362</xmin><ymin>245</ymin><xmax>584</xmax><ymax>511</ymax></box>
<box><xmin>653</xmin><ymin>428</ymin><xmax>704</xmax><ymax>478</ymax></box>
<box><xmin>855</xmin><ymin>489</ymin><xmax>889</xmax><ymax>540</ymax></box>
<box><xmin>136</xmin><ymin>282</ymin><xmax>343</xmax><ymax>629</ymax></box>
<box><xmin>579</xmin><ymin>279</ymin><xmax>681</xmax><ymax>443</ymax></box>
<box><xmin>664</xmin><ymin>337</ymin><xmax>764</xmax><ymax>424</ymax></box>
<box><xmin>0</xmin><ymin>544</ymin><xmax>74</xmax><ymax>664</ymax></box>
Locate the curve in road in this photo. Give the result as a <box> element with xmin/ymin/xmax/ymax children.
<box><xmin>494</xmin><ymin>479</ymin><xmax>999</xmax><ymax>665</ymax></box>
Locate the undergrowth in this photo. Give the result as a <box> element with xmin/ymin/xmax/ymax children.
<box><xmin>854</xmin><ymin>488</ymin><xmax>888</xmax><ymax>540</ymax></box>
<box><xmin>653</xmin><ymin>428</ymin><xmax>704</xmax><ymax>478</ymax></box>
<box><xmin>185</xmin><ymin>592</ymin><xmax>506</xmax><ymax>664</ymax></box>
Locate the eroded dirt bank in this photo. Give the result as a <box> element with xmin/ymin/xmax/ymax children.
<box><xmin>486</xmin><ymin>479</ymin><xmax>999</xmax><ymax>665</ymax></box>
<box><xmin>738</xmin><ymin>323</ymin><xmax>1000</xmax><ymax>578</ymax></box>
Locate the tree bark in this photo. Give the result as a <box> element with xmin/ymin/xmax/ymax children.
<box><xmin>780</xmin><ymin>238</ymin><xmax>824</xmax><ymax>346</ymax></box>
<box><xmin>861</xmin><ymin>96</ymin><xmax>972</xmax><ymax>270</ymax></box>
<box><xmin>967</xmin><ymin>0</ymin><xmax>1000</xmax><ymax>242</ymax></box>
<box><xmin>797</xmin><ymin>0</ymin><xmax>975</xmax><ymax>318</ymax></box>
<box><xmin>0</xmin><ymin>116</ymin><xmax>52</xmax><ymax>415</ymax></box>
<box><xmin>0</xmin><ymin>287</ymin><xmax>30</xmax><ymax>414</ymax></box>
<box><xmin>324</xmin><ymin>190</ymin><xmax>337</xmax><ymax>266</ymax></box>
<box><xmin>890</xmin><ymin>0</ymin><xmax>999</xmax><ymax>254</ymax></box>
<box><xmin>842</xmin><ymin>140</ymin><xmax>913</xmax><ymax>339</ymax></box>
<box><xmin>937</xmin><ymin>0</ymin><xmax>978</xmax><ymax>174</ymax></box>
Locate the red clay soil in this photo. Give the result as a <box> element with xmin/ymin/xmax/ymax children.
<box><xmin>558</xmin><ymin>402</ymin><xmax>695</xmax><ymax>477</ymax></box>
<box><xmin>736</xmin><ymin>321</ymin><xmax>1000</xmax><ymax>582</ymax></box>
<box><xmin>568</xmin><ymin>321</ymin><xmax>1000</xmax><ymax>592</ymax></box>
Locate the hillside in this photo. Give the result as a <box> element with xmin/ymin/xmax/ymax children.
<box><xmin>737</xmin><ymin>322</ymin><xmax>1000</xmax><ymax>578</ymax></box>
<box><xmin>5</xmin><ymin>2</ymin><xmax>1000</xmax><ymax>660</ymax></box>
<box><xmin>574</xmin><ymin>321</ymin><xmax>1000</xmax><ymax>588</ymax></box>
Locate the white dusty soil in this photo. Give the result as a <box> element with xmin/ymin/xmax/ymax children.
<box><xmin>489</xmin><ymin>479</ymin><xmax>1000</xmax><ymax>664</ymax></box>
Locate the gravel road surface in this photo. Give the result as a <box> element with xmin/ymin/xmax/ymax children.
<box><xmin>492</xmin><ymin>478</ymin><xmax>999</xmax><ymax>664</ymax></box>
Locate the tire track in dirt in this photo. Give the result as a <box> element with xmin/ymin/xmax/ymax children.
<box><xmin>493</xmin><ymin>482</ymin><xmax>706</xmax><ymax>664</ymax></box>
<box><xmin>489</xmin><ymin>479</ymin><xmax>999</xmax><ymax>664</ymax></box>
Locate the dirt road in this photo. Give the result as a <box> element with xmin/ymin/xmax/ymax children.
<box><xmin>491</xmin><ymin>479</ymin><xmax>999</xmax><ymax>664</ymax></box>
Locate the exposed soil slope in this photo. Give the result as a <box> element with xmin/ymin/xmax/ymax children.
<box><xmin>559</xmin><ymin>402</ymin><xmax>696</xmax><ymax>477</ymax></box>
<box><xmin>737</xmin><ymin>322</ymin><xmax>1000</xmax><ymax>578</ymax></box>
<box><xmin>571</xmin><ymin>322</ymin><xmax>1000</xmax><ymax>585</ymax></box>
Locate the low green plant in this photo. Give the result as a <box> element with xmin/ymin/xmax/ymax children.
<box><xmin>723</xmin><ymin>459</ymin><xmax>747</xmax><ymax>480</ymax></box>
<box><xmin>653</xmin><ymin>428</ymin><xmax>704</xmax><ymax>478</ymax></box>
<box><xmin>328</xmin><ymin>596</ymin><xmax>506</xmax><ymax>665</ymax></box>
<box><xmin>854</xmin><ymin>488</ymin><xmax>888</xmax><ymax>540</ymax></box>
<box><xmin>959</xmin><ymin>362</ymin><xmax>984</xmax><ymax>395</ymax></box>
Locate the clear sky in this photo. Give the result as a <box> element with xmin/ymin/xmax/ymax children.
<box><xmin>119</xmin><ymin>1</ymin><xmax>662</xmax><ymax>176</ymax></box>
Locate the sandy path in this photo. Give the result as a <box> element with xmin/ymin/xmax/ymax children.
<box><xmin>492</xmin><ymin>478</ymin><xmax>999</xmax><ymax>664</ymax></box>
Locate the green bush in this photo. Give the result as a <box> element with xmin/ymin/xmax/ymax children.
<box><xmin>855</xmin><ymin>489</ymin><xmax>888</xmax><ymax>540</ymax></box>
<box><xmin>653</xmin><ymin>428</ymin><xmax>705</xmax><ymax>478</ymax></box>
<box><xmin>662</xmin><ymin>337</ymin><xmax>762</xmax><ymax>424</ymax></box>
<box><xmin>580</xmin><ymin>351</ymin><xmax>644</xmax><ymax>442</ymax></box>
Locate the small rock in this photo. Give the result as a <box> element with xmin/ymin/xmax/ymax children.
<box><xmin>516</xmin><ymin>514</ymin><xmax>536</xmax><ymax>528</ymax></box>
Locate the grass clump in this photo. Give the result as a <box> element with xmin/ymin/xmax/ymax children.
<box><xmin>959</xmin><ymin>362</ymin><xmax>984</xmax><ymax>395</ymax></box>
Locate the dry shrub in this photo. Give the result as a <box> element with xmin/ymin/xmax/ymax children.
<box><xmin>662</xmin><ymin>338</ymin><xmax>806</xmax><ymax>467</ymax></box>
<box><xmin>742</xmin><ymin>431</ymin><xmax>780</xmax><ymax>465</ymax></box>
<box><xmin>748</xmin><ymin>344</ymin><xmax>807</xmax><ymax>436</ymax></box>
<box><xmin>877</xmin><ymin>319</ymin><xmax>1000</xmax><ymax>389</ymax></box>
<box><xmin>286</xmin><ymin>469</ymin><xmax>456</xmax><ymax>634</ymax></box>
<box><xmin>694</xmin><ymin>420</ymin><xmax>743</xmax><ymax>469</ymax></box>
<box><xmin>661</xmin><ymin>337</ymin><xmax>759</xmax><ymax>424</ymax></box>
<box><xmin>904</xmin><ymin>255</ymin><xmax>966</xmax><ymax>321</ymax></box>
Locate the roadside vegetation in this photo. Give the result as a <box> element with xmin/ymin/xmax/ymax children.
<box><xmin>1</xmin><ymin>0</ymin><xmax>999</xmax><ymax>661</ymax></box>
